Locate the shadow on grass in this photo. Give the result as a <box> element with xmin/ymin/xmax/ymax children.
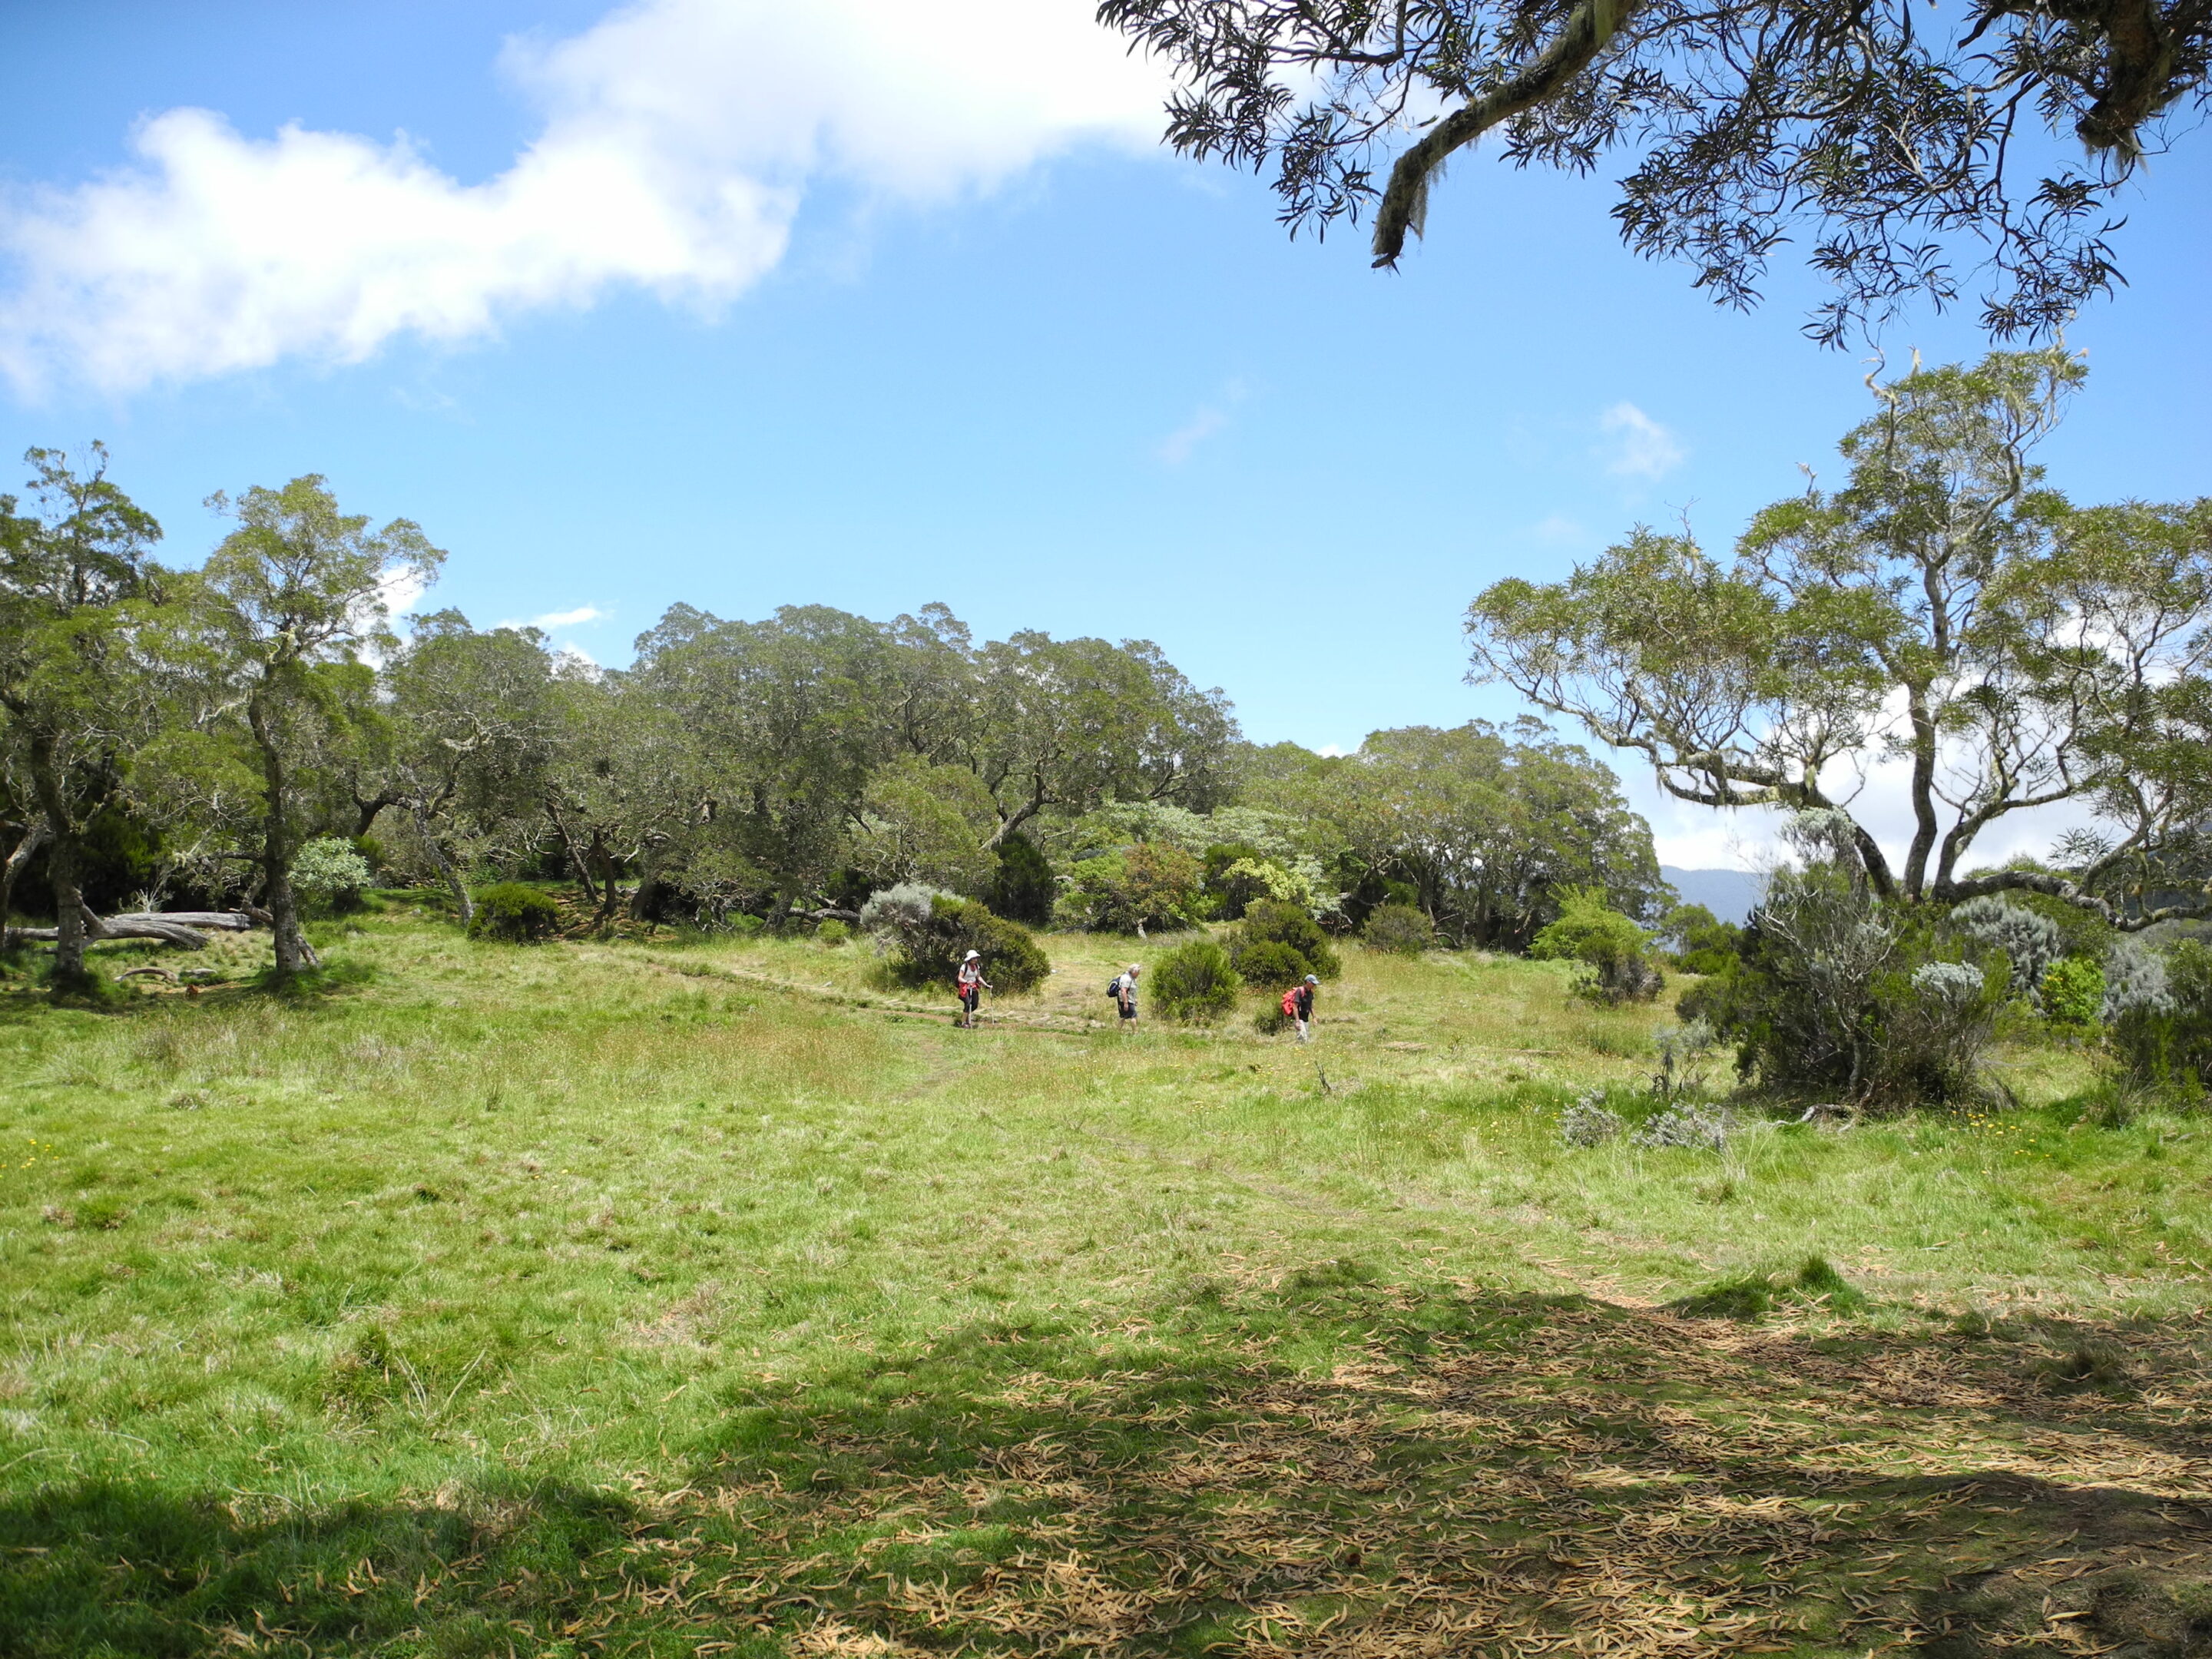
<box><xmin>4</xmin><ymin>1277</ymin><xmax>2209</xmax><ymax>1656</ymax></box>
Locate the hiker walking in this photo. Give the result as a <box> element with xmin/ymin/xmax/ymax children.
<box><xmin>956</xmin><ymin>949</ymin><xmax>992</xmax><ymax>1029</ymax></box>
<box><xmin>1110</xmin><ymin>962</ymin><xmax>1141</xmax><ymax>1028</ymax></box>
<box><xmin>1281</xmin><ymin>973</ymin><xmax>1318</xmax><ymax>1041</ymax></box>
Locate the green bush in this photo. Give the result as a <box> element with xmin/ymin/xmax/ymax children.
<box><xmin>877</xmin><ymin>894</ymin><xmax>1050</xmax><ymax>995</ymax></box>
<box><xmin>1057</xmin><ymin>842</ymin><xmax>1206</xmax><ymax>933</ymax></box>
<box><xmin>293</xmin><ymin>836</ymin><xmax>374</xmax><ymax>917</ymax></box>
<box><xmin>1361</xmin><ymin>902</ymin><xmax>1435</xmax><ymax>955</ymax></box>
<box><xmin>1227</xmin><ymin>899</ymin><xmax>1340</xmax><ymax>985</ymax></box>
<box><xmin>1662</xmin><ymin>902</ymin><xmax>1743</xmax><ymax>975</ymax></box>
<box><xmin>468</xmin><ymin>882</ymin><xmax>561</xmax><ymax>942</ymax></box>
<box><xmin>2108</xmin><ymin>938</ymin><xmax>2212</xmax><ymax>1100</ymax></box>
<box><xmin>2041</xmin><ymin>956</ymin><xmax>2104</xmax><ymax>1027</ymax></box>
<box><xmin>985</xmin><ymin>831</ymin><xmax>1057</xmax><ymax>926</ymax></box>
<box><xmin>1149</xmin><ymin>939</ymin><xmax>1240</xmax><ymax>1025</ymax></box>
<box><xmin>816</xmin><ymin>919</ymin><xmax>851</xmax><ymax>947</ymax></box>
<box><xmin>1692</xmin><ymin>829</ymin><xmax>2006</xmax><ymax>1106</ymax></box>
<box><xmin>1531</xmin><ymin>886</ymin><xmax>1664</xmax><ymax>1004</ymax></box>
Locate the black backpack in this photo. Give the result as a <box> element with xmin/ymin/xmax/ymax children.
<box><xmin>1106</xmin><ymin>975</ymin><xmax>1123</xmax><ymax>1000</ymax></box>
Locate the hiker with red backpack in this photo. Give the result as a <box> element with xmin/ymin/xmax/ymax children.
<box><xmin>956</xmin><ymin>949</ymin><xmax>992</xmax><ymax>1028</ymax></box>
<box><xmin>1282</xmin><ymin>974</ymin><xmax>1317</xmax><ymax>1041</ymax></box>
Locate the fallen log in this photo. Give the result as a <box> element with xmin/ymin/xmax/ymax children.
<box><xmin>3</xmin><ymin>909</ymin><xmax>257</xmax><ymax>951</ymax></box>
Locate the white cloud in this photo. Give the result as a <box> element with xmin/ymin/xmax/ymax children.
<box><xmin>1598</xmin><ymin>401</ymin><xmax>1686</xmax><ymax>480</ymax></box>
<box><xmin>1157</xmin><ymin>406</ymin><xmax>1228</xmax><ymax>465</ymax></box>
<box><xmin>0</xmin><ymin>0</ymin><xmax>1170</xmax><ymax>394</ymax></box>
<box><xmin>1155</xmin><ymin>377</ymin><xmax>1248</xmax><ymax>464</ymax></box>
<box><xmin>501</xmin><ymin>604</ymin><xmax>605</xmax><ymax>631</ymax></box>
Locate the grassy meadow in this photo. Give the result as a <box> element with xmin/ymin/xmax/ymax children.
<box><xmin>3</xmin><ymin>906</ymin><xmax>2210</xmax><ymax>1657</ymax></box>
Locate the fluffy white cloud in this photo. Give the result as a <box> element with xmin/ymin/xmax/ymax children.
<box><xmin>1598</xmin><ymin>401</ymin><xmax>1686</xmax><ymax>480</ymax></box>
<box><xmin>0</xmin><ymin>0</ymin><xmax>1170</xmax><ymax>394</ymax></box>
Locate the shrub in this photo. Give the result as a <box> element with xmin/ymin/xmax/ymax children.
<box><xmin>858</xmin><ymin>882</ymin><xmax>950</xmax><ymax>948</ymax></box>
<box><xmin>1694</xmin><ymin>816</ymin><xmax>2006</xmax><ymax>1108</ymax></box>
<box><xmin>1632</xmin><ymin>1101</ymin><xmax>1734</xmax><ymax>1150</ymax></box>
<box><xmin>1149</xmin><ymin>939</ymin><xmax>1240</xmax><ymax>1025</ymax></box>
<box><xmin>293</xmin><ymin>836</ymin><xmax>374</xmax><ymax>916</ymax></box>
<box><xmin>469</xmin><ymin>882</ymin><xmax>560</xmax><ymax>942</ymax></box>
<box><xmin>2041</xmin><ymin>956</ymin><xmax>2104</xmax><ymax>1026</ymax></box>
<box><xmin>1559</xmin><ymin>1091</ymin><xmax>1626</xmax><ymax>1147</ymax></box>
<box><xmin>1362</xmin><ymin>902</ymin><xmax>1435</xmax><ymax>955</ymax></box>
<box><xmin>1531</xmin><ymin>886</ymin><xmax>1664</xmax><ymax>1004</ymax></box>
<box><xmin>875</xmin><ymin>894</ymin><xmax>1049</xmax><ymax>995</ymax></box>
<box><xmin>1232</xmin><ymin>939</ymin><xmax>1311</xmax><ymax>990</ymax></box>
<box><xmin>2107</xmin><ymin>938</ymin><xmax>2212</xmax><ymax>1099</ymax></box>
<box><xmin>1947</xmin><ymin>896</ymin><xmax>2063</xmax><ymax>1011</ymax></box>
<box><xmin>1227</xmin><ymin>899</ymin><xmax>1340</xmax><ymax>985</ymax></box>
<box><xmin>815</xmin><ymin>919</ymin><xmax>851</xmax><ymax>947</ymax></box>
<box><xmin>1057</xmin><ymin>842</ymin><xmax>1207</xmax><ymax>933</ymax></box>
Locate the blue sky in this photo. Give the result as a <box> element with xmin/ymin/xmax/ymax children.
<box><xmin>3</xmin><ymin>1</ymin><xmax>2207</xmax><ymax>869</ymax></box>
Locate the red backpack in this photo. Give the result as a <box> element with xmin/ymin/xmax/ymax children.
<box><xmin>1280</xmin><ymin>986</ymin><xmax>1302</xmax><ymax>1018</ymax></box>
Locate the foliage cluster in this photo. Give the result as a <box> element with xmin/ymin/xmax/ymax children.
<box><xmin>1531</xmin><ymin>887</ymin><xmax>1664</xmax><ymax>1004</ymax></box>
<box><xmin>465</xmin><ymin>882</ymin><xmax>560</xmax><ymax>942</ymax></box>
<box><xmin>1228</xmin><ymin>899</ymin><xmax>1339</xmax><ymax>987</ymax></box>
<box><xmin>863</xmin><ymin>886</ymin><xmax>1050</xmax><ymax>995</ymax></box>
<box><xmin>1147</xmin><ymin>938</ymin><xmax>1240</xmax><ymax>1025</ymax></box>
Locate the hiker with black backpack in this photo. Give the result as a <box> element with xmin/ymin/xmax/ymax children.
<box><xmin>1108</xmin><ymin>962</ymin><xmax>1140</xmax><ymax>1028</ymax></box>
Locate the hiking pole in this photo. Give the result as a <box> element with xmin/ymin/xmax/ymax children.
<box><xmin>1310</xmin><ymin>1052</ymin><xmax>1333</xmax><ymax>1094</ymax></box>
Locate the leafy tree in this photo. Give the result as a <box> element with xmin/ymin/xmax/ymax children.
<box><xmin>1472</xmin><ymin>351</ymin><xmax>2212</xmax><ymax>929</ymax></box>
<box><xmin>379</xmin><ymin>612</ymin><xmax>561</xmax><ymax>925</ymax></box>
<box><xmin>186</xmin><ymin>475</ymin><xmax>445</xmax><ymax>975</ymax></box>
<box><xmin>0</xmin><ymin>445</ymin><xmax>165</xmax><ymax>985</ymax></box>
<box><xmin>972</xmin><ymin>631</ymin><xmax>1240</xmax><ymax>843</ymax></box>
<box><xmin>1099</xmin><ymin>0</ymin><xmax>2210</xmax><ymax>341</ymax></box>
<box><xmin>541</xmin><ymin>666</ymin><xmax>703</xmax><ymax>927</ymax></box>
<box><xmin>983</xmin><ymin>830</ymin><xmax>1057</xmax><ymax>925</ymax></box>
<box><xmin>1058</xmin><ymin>841</ymin><xmax>1207</xmax><ymax>933</ymax></box>
<box><xmin>1255</xmin><ymin>720</ymin><xmax>1664</xmax><ymax>949</ymax></box>
<box><xmin>850</xmin><ymin>757</ymin><xmax>998</xmax><ymax>896</ymax></box>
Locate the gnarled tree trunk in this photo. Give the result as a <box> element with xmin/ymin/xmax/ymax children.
<box><xmin>249</xmin><ymin>696</ymin><xmax>320</xmax><ymax>975</ymax></box>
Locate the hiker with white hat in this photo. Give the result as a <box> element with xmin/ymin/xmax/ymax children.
<box><xmin>955</xmin><ymin>949</ymin><xmax>992</xmax><ymax>1028</ymax></box>
<box><xmin>1280</xmin><ymin>973</ymin><xmax>1319</xmax><ymax>1041</ymax></box>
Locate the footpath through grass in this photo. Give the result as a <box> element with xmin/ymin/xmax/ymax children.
<box><xmin>2</xmin><ymin>912</ymin><xmax>2209</xmax><ymax>1656</ymax></box>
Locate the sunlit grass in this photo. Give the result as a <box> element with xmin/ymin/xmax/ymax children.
<box><xmin>1</xmin><ymin>909</ymin><xmax>2204</xmax><ymax>1653</ymax></box>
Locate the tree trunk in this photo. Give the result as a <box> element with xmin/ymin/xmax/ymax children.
<box><xmin>413</xmin><ymin>801</ymin><xmax>474</xmax><ymax>926</ymax></box>
<box><xmin>547</xmin><ymin>800</ymin><xmax>597</xmax><ymax>903</ymax></box>
<box><xmin>250</xmin><ymin>695</ymin><xmax>320</xmax><ymax>975</ymax></box>
<box><xmin>46</xmin><ymin>833</ymin><xmax>91</xmax><ymax>982</ymax></box>
<box><xmin>22</xmin><ymin>735</ymin><xmax>91</xmax><ymax>983</ymax></box>
<box><xmin>353</xmin><ymin>794</ymin><xmax>396</xmax><ymax>839</ymax></box>
<box><xmin>1</xmin><ymin>818</ymin><xmax>47</xmax><ymax>934</ymax></box>
<box><xmin>591</xmin><ymin>832</ymin><xmax>621</xmax><ymax>928</ymax></box>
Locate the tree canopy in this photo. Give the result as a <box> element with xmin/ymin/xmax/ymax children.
<box><xmin>1469</xmin><ymin>349</ymin><xmax>2212</xmax><ymax>927</ymax></box>
<box><xmin>1098</xmin><ymin>0</ymin><xmax>2210</xmax><ymax>340</ymax></box>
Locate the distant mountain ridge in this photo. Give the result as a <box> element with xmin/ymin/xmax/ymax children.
<box><xmin>1661</xmin><ymin>866</ymin><xmax>1765</xmax><ymax>925</ymax></box>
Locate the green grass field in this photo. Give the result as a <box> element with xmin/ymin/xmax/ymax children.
<box><xmin>4</xmin><ymin>909</ymin><xmax>2210</xmax><ymax>1656</ymax></box>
